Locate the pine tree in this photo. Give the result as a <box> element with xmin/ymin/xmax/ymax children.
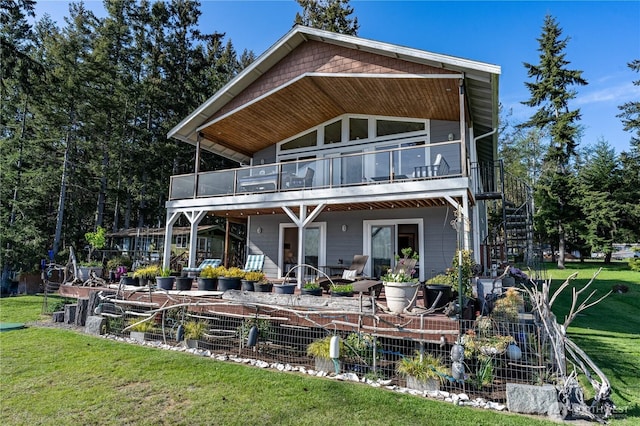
<box><xmin>577</xmin><ymin>140</ymin><xmax>620</xmax><ymax>263</ymax></box>
<box><xmin>520</xmin><ymin>15</ymin><xmax>587</xmax><ymax>268</ymax></box>
<box><xmin>294</xmin><ymin>0</ymin><xmax>359</xmax><ymax>35</ymax></box>
<box><xmin>617</xmin><ymin>60</ymin><xmax>640</xmax><ymax>243</ymax></box>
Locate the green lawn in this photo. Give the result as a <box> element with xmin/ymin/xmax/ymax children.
<box><xmin>1</xmin><ymin>261</ymin><xmax>638</xmax><ymax>425</ymax></box>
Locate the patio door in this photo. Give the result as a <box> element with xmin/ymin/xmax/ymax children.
<box><xmin>363</xmin><ymin>219</ymin><xmax>424</xmax><ymax>280</ymax></box>
<box><xmin>279</xmin><ymin>223</ymin><xmax>326</xmax><ymax>279</ymax></box>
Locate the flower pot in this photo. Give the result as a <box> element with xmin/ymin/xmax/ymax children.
<box><xmin>175</xmin><ymin>276</ymin><xmax>193</xmax><ymax>290</ymax></box>
<box><xmin>78</xmin><ymin>266</ymin><xmax>103</xmax><ymax>281</ymax></box>
<box><xmin>130</xmin><ymin>331</ymin><xmax>146</xmax><ymax>342</ymax></box>
<box><xmin>121</xmin><ymin>276</ymin><xmax>137</xmax><ymax>286</ymax></box>
<box><xmin>314</xmin><ymin>357</ymin><xmax>342</xmax><ymax>373</ymax></box>
<box><xmin>156</xmin><ymin>276</ymin><xmax>175</xmax><ymax>290</ymax></box>
<box><xmin>254</xmin><ymin>282</ymin><xmax>273</xmax><ymax>292</ymax></box>
<box><xmin>383</xmin><ymin>281</ymin><xmax>420</xmax><ymax>314</ymax></box>
<box><xmin>406</xmin><ymin>376</ymin><xmax>440</xmax><ymax>392</ymax></box>
<box><xmin>241</xmin><ymin>279</ymin><xmax>256</xmax><ymax>291</ymax></box>
<box><xmin>217</xmin><ymin>277</ymin><xmax>241</xmax><ymax>291</ymax></box>
<box><xmin>501</xmin><ymin>276</ymin><xmax>516</xmax><ymax>287</ymax></box>
<box><xmin>331</xmin><ymin>290</ymin><xmax>353</xmax><ymax>297</ymax></box>
<box><xmin>423</xmin><ymin>285</ymin><xmax>452</xmax><ymax>310</ymax></box>
<box><xmin>197</xmin><ymin>277</ymin><xmax>217</xmax><ymax>291</ymax></box>
<box><xmin>301</xmin><ymin>287</ymin><xmax>322</xmax><ymax>296</ymax></box>
<box><xmin>274</xmin><ymin>283</ymin><xmax>296</xmax><ymax>294</ymax></box>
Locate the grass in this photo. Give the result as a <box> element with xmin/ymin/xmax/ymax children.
<box><xmin>1</xmin><ymin>261</ymin><xmax>638</xmax><ymax>425</ymax></box>
<box><xmin>541</xmin><ymin>260</ymin><xmax>640</xmax><ymax>423</ymax></box>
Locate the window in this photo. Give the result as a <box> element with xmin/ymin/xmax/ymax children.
<box><xmin>324</xmin><ymin>120</ymin><xmax>342</xmax><ymax>144</ymax></box>
<box><xmin>376</xmin><ymin>119</ymin><xmax>425</xmax><ymax>137</ymax></box>
<box><xmin>281</xmin><ymin>130</ymin><xmax>317</xmax><ymax>151</ymax></box>
<box><xmin>175</xmin><ymin>235</ymin><xmax>187</xmax><ymax>248</ymax></box>
<box><xmin>349</xmin><ymin>118</ymin><xmax>368</xmax><ymax>140</ymax></box>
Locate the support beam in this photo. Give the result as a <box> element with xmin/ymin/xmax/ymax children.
<box><xmin>281</xmin><ymin>203</ymin><xmax>326</xmax><ymax>287</ymax></box>
<box><xmin>459</xmin><ymin>79</ymin><xmax>467</xmax><ymax>176</ymax></box>
<box><xmin>162</xmin><ymin>211</ymin><xmax>181</xmax><ymax>270</ymax></box>
<box><xmin>185</xmin><ymin>210</ymin><xmax>208</xmax><ymax>269</ymax></box>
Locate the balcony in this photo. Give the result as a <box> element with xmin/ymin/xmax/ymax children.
<box><xmin>169</xmin><ymin>142</ymin><xmax>463</xmax><ymax>201</ymax></box>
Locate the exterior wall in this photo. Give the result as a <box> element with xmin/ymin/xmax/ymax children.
<box><xmin>248</xmin><ymin>206</ymin><xmax>460</xmax><ymax>280</ymax></box>
<box><xmin>253</xmin><ymin>144</ymin><xmax>277</xmax><ymax>165</ymax></box>
<box><xmin>431</xmin><ymin>119</ymin><xmax>463</xmax><ymax>174</ymax></box>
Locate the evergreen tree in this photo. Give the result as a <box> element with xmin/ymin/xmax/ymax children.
<box><xmin>294</xmin><ymin>0</ymin><xmax>359</xmax><ymax>35</ymax></box>
<box><xmin>577</xmin><ymin>140</ymin><xmax>620</xmax><ymax>262</ymax></box>
<box><xmin>520</xmin><ymin>15</ymin><xmax>587</xmax><ymax>268</ymax></box>
<box><xmin>617</xmin><ymin>60</ymin><xmax>640</xmax><ymax>243</ymax></box>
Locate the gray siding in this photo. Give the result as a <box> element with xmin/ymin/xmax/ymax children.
<box><xmin>248</xmin><ymin>206</ymin><xmax>459</xmax><ymax>280</ymax></box>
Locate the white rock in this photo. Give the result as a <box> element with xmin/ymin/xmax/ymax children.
<box><xmin>255</xmin><ymin>360</ymin><xmax>269</xmax><ymax>368</ymax></box>
<box><xmin>458</xmin><ymin>393</ymin><xmax>469</xmax><ymax>401</ymax></box>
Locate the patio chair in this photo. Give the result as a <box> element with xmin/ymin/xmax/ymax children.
<box><xmin>243</xmin><ymin>254</ymin><xmax>265</xmax><ymax>272</ymax></box>
<box><xmin>317</xmin><ymin>255</ymin><xmax>369</xmax><ymax>293</ymax></box>
<box><xmin>287</xmin><ymin>168</ymin><xmax>315</xmax><ymax>188</ymax></box>
<box><xmin>183</xmin><ymin>258</ymin><xmax>222</xmax><ymax>277</ymax></box>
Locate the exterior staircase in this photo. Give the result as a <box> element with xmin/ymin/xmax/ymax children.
<box><xmin>472</xmin><ymin>161</ymin><xmax>543</xmax><ymax>277</ymax></box>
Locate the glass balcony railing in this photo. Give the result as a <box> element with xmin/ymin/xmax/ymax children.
<box><xmin>169</xmin><ymin>141</ymin><xmax>463</xmax><ymax>200</ymax></box>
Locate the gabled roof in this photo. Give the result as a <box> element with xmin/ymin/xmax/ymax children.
<box><xmin>168</xmin><ymin>25</ymin><xmax>500</xmax><ymax>163</ymax></box>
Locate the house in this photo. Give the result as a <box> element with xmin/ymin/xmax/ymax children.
<box><xmin>164</xmin><ymin>25</ymin><xmax>530</xmax><ymax>285</ymax></box>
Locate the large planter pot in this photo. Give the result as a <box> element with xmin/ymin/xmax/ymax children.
<box><xmin>384</xmin><ymin>281</ymin><xmax>420</xmax><ymax>314</ymax></box>
<box><xmin>241</xmin><ymin>279</ymin><xmax>256</xmax><ymax>291</ymax></box>
<box><xmin>217</xmin><ymin>277</ymin><xmax>241</xmax><ymax>291</ymax></box>
<box><xmin>156</xmin><ymin>276</ymin><xmax>175</xmax><ymax>290</ymax></box>
<box><xmin>175</xmin><ymin>276</ymin><xmax>193</xmax><ymax>291</ymax></box>
<box><xmin>314</xmin><ymin>357</ymin><xmax>342</xmax><ymax>373</ymax></box>
<box><xmin>197</xmin><ymin>277</ymin><xmax>217</xmax><ymax>291</ymax></box>
<box><xmin>274</xmin><ymin>283</ymin><xmax>296</xmax><ymax>294</ymax></box>
<box><xmin>301</xmin><ymin>287</ymin><xmax>322</xmax><ymax>296</ymax></box>
<box><xmin>423</xmin><ymin>285</ymin><xmax>452</xmax><ymax>310</ymax></box>
<box><xmin>78</xmin><ymin>266</ymin><xmax>103</xmax><ymax>280</ymax></box>
<box><xmin>331</xmin><ymin>290</ymin><xmax>353</xmax><ymax>297</ymax></box>
<box><xmin>121</xmin><ymin>276</ymin><xmax>137</xmax><ymax>286</ymax></box>
<box><xmin>406</xmin><ymin>376</ymin><xmax>440</xmax><ymax>392</ymax></box>
<box><xmin>254</xmin><ymin>282</ymin><xmax>273</xmax><ymax>292</ymax></box>
<box><xmin>130</xmin><ymin>331</ymin><xmax>146</xmax><ymax>342</ymax></box>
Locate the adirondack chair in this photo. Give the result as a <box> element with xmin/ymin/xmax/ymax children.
<box><xmin>243</xmin><ymin>254</ymin><xmax>265</xmax><ymax>272</ymax></box>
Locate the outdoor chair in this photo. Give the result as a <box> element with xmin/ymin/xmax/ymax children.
<box><xmin>183</xmin><ymin>258</ymin><xmax>222</xmax><ymax>277</ymax></box>
<box><xmin>317</xmin><ymin>255</ymin><xmax>369</xmax><ymax>293</ymax></box>
<box><xmin>286</xmin><ymin>168</ymin><xmax>315</xmax><ymax>188</ymax></box>
<box><xmin>243</xmin><ymin>254</ymin><xmax>265</xmax><ymax>272</ymax></box>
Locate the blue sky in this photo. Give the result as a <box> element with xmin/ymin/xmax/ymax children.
<box><xmin>34</xmin><ymin>1</ymin><xmax>640</xmax><ymax>154</ymax></box>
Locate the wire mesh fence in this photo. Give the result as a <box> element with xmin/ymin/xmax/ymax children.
<box><xmin>100</xmin><ymin>294</ymin><xmax>552</xmax><ymax>402</ymax></box>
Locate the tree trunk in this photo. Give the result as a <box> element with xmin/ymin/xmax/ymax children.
<box><xmin>557</xmin><ymin>222</ymin><xmax>566</xmax><ymax>269</ymax></box>
<box><xmin>53</xmin><ymin>130</ymin><xmax>72</xmax><ymax>254</ymax></box>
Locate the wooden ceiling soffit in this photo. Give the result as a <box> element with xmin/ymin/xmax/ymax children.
<box><xmin>198</xmin><ymin>74</ymin><xmax>462</xmax><ymax>157</ymax></box>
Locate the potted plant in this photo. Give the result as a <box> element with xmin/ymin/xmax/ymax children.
<box><xmin>253</xmin><ymin>277</ymin><xmax>273</xmax><ymax>293</ymax></box>
<box><xmin>381</xmin><ymin>269</ymin><xmax>420</xmax><ymax>314</ymax></box>
<box><xmin>301</xmin><ymin>281</ymin><xmax>322</xmax><ymax>296</ymax></box>
<box><xmin>128</xmin><ymin>318</ymin><xmax>155</xmax><ymax>342</ymax></box>
<box><xmin>307</xmin><ymin>335</ymin><xmax>345</xmax><ymax>372</ymax></box>
<box><xmin>156</xmin><ymin>267</ymin><xmax>175</xmax><ymax>290</ymax></box>
<box><xmin>183</xmin><ymin>320</ymin><xmax>206</xmax><ymax>348</ymax></box>
<box><xmin>273</xmin><ymin>279</ymin><xmax>297</xmax><ymax>294</ymax></box>
<box><xmin>330</xmin><ymin>283</ymin><xmax>353</xmax><ymax>297</ymax></box>
<box><xmin>397</xmin><ymin>351</ymin><xmax>448</xmax><ymax>391</ymax></box>
<box><xmin>81</xmin><ymin>226</ymin><xmax>106</xmax><ymax>279</ymax></box>
<box><xmin>106</xmin><ymin>255</ymin><xmax>132</xmax><ymax>282</ymax></box>
<box><xmin>424</xmin><ymin>274</ymin><xmax>453</xmax><ymax>310</ymax></box>
<box><xmin>198</xmin><ymin>265</ymin><xmax>224</xmax><ymax>290</ymax></box>
<box><xmin>175</xmin><ymin>274</ymin><xmax>193</xmax><ymax>291</ymax></box>
<box><xmin>217</xmin><ymin>267</ymin><xmax>244</xmax><ymax>291</ymax></box>
<box><xmin>241</xmin><ymin>271</ymin><xmax>265</xmax><ymax>291</ymax></box>
<box><xmin>133</xmin><ymin>265</ymin><xmax>160</xmax><ymax>287</ymax></box>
